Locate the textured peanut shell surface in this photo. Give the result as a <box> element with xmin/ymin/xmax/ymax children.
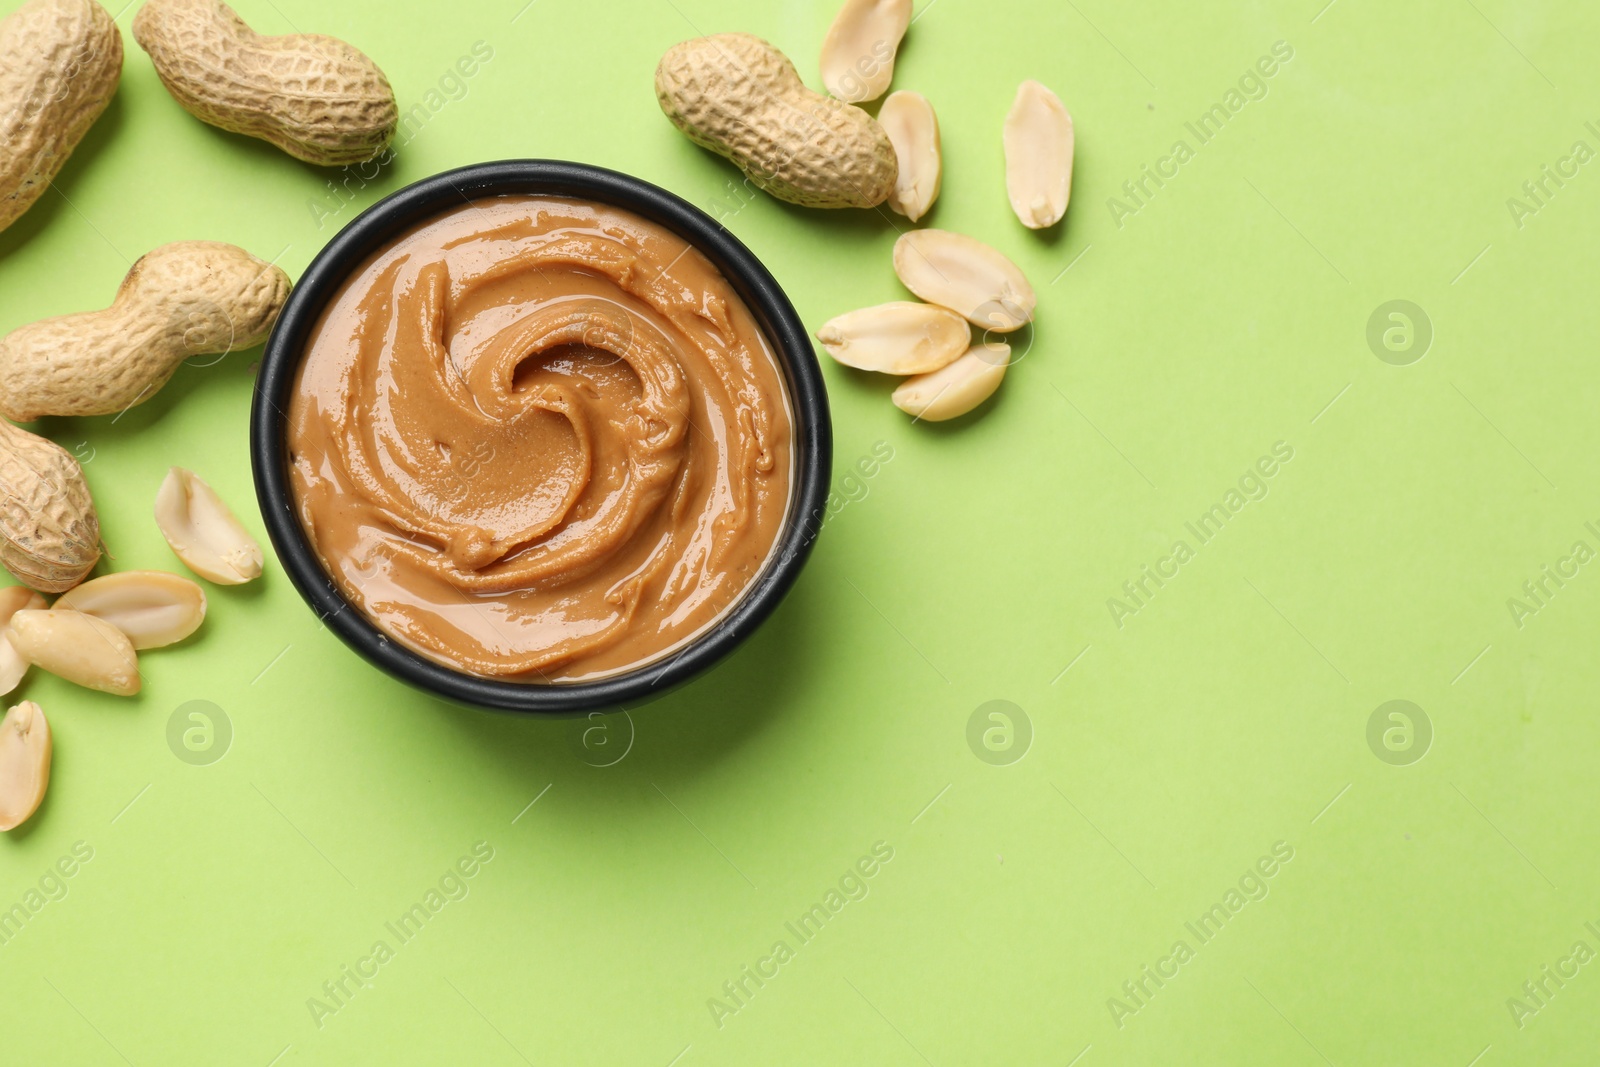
<box><xmin>0</xmin><ymin>241</ymin><xmax>291</xmax><ymax>421</ymax></box>
<box><xmin>656</xmin><ymin>33</ymin><xmax>897</xmax><ymax>209</ymax></box>
<box><xmin>0</xmin><ymin>0</ymin><xmax>122</xmax><ymax>233</ymax></box>
<box><xmin>0</xmin><ymin>419</ymin><xmax>100</xmax><ymax>593</ymax></box>
<box><xmin>133</xmin><ymin>0</ymin><xmax>397</xmax><ymax>166</ymax></box>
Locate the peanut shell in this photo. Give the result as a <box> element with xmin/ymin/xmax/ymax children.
<box><xmin>0</xmin><ymin>241</ymin><xmax>291</xmax><ymax>421</ymax></box>
<box><xmin>0</xmin><ymin>420</ymin><xmax>100</xmax><ymax>593</ymax></box>
<box><xmin>133</xmin><ymin>0</ymin><xmax>397</xmax><ymax>166</ymax></box>
<box><xmin>656</xmin><ymin>33</ymin><xmax>897</xmax><ymax>209</ymax></box>
<box><xmin>0</xmin><ymin>0</ymin><xmax>122</xmax><ymax>233</ymax></box>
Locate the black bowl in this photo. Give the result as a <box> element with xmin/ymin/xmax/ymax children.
<box><xmin>250</xmin><ymin>160</ymin><xmax>832</xmax><ymax>714</ymax></box>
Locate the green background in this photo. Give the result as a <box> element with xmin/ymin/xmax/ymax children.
<box><xmin>2</xmin><ymin>0</ymin><xmax>1598</xmax><ymax>1063</ymax></box>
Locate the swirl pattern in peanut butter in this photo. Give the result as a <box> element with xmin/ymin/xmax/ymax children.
<box><xmin>288</xmin><ymin>197</ymin><xmax>792</xmax><ymax>680</ymax></box>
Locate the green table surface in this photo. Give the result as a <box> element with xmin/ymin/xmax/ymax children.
<box><xmin>3</xmin><ymin>0</ymin><xmax>1599</xmax><ymax>1063</ymax></box>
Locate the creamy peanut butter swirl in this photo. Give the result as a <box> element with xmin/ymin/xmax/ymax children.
<box><xmin>289</xmin><ymin>196</ymin><xmax>792</xmax><ymax>680</ymax></box>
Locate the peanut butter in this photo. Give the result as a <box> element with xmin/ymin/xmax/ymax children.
<box><xmin>287</xmin><ymin>196</ymin><xmax>793</xmax><ymax>681</ymax></box>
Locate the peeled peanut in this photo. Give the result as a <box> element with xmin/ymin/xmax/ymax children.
<box><xmin>819</xmin><ymin>0</ymin><xmax>911</xmax><ymax>104</ymax></box>
<box><xmin>55</xmin><ymin>571</ymin><xmax>205</xmax><ymax>649</ymax></box>
<box><xmin>0</xmin><ymin>701</ymin><xmax>50</xmax><ymax>831</ymax></box>
<box><xmin>656</xmin><ymin>33</ymin><xmax>897</xmax><ymax>209</ymax></box>
<box><xmin>0</xmin><ymin>419</ymin><xmax>100</xmax><ymax>593</ymax></box>
<box><xmin>0</xmin><ymin>0</ymin><xmax>122</xmax><ymax>233</ymax></box>
<box><xmin>0</xmin><ymin>242</ymin><xmax>290</xmax><ymax>421</ymax></box>
<box><xmin>816</xmin><ymin>302</ymin><xmax>969</xmax><ymax>375</ymax></box>
<box><xmin>1004</xmin><ymin>80</ymin><xmax>1073</xmax><ymax>229</ymax></box>
<box><xmin>9</xmin><ymin>609</ymin><xmax>139</xmax><ymax>696</ymax></box>
<box><xmin>155</xmin><ymin>468</ymin><xmax>262</xmax><ymax>585</ymax></box>
<box><xmin>0</xmin><ymin>588</ymin><xmax>46</xmax><ymax>696</ymax></box>
<box><xmin>133</xmin><ymin>0</ymin><xmax>398</xmax><ymax>166</ymax></box>
<box><xmin>892</xmin><ymin>343</ymin><xmax>1010</xmax><ymax>422</ymax></box>
<box><xmin>0</xmin><ymin>639</ymin><xmax>25</xmax><ymax>699</ymax></box>
<box><xmin>880</xmin><ymin>91</ymin><xmax>941</xmax><ymax>222</ymax></box>
<box><xmin>893</xmin><ymin>229</ymin><xmax>1036</xmax><ymax>332</ymax></box>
